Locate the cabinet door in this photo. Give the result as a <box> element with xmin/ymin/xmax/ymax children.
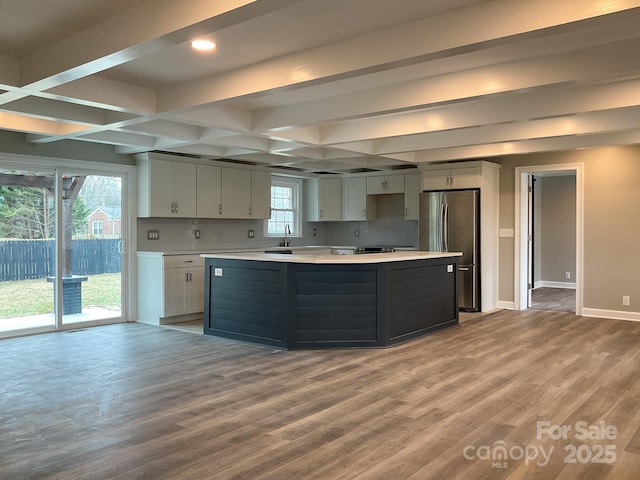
<box><xmin>366</xmin><ymin>176</ymin><xmax>385</xmax><ymax>195</ymax></box>
<box><xmin>221</xmin><ymin>168</ymin><xmax>252</xmax><ymax>219</ymax></box>
<box><xmin>384</xmin><ymin>175</ymin><xmax>405</xmax><ymax>194</ymax></box>
<box><xmin>187</xmin><ymin>267</ymin><xmax>205</xmax><ymax>314</ymax></box>
<box><xmin>422</xmin><ymin>168</ymin><xmax>451</xmax><ymax>190</ymax></box>
<box><xmin>173</xmin><ymin>163</ymin><xmax>197</xmax><ymax>217</ymax></box>
<box><xmin>164</xmin><ymin>268</ymin><xmax>188</xmax><ymax>317</ymax></box>
<box><xmin>449</xmin><ymin>166</ymin><xmax>481</xmax><ymax>189</ymax></box>
<box><xmin>404</xmin><ymin>173</ymin><xmax>421</xmax><ymax>220</ymax></box>
<box><xmin>251</xmin><ymin>170</ymin><xmax>272</xmax><ymax>219</ymax></box>
<box><xmin>343</xmin><ymin>177</ymin><xmax>375</xmax><ymax>221</ymax></box>
<box><xmin>367</xmin><ymin>175</ymin><xmax>404</xmax><ymax>194</ymax></box>
<box><xmin>148</xmin><ymin>159</ymin><xmax>175</xmax><ymax>217</ymax></box>
<box><xmin>196</xmin><ymin>165</ymin><xmax>222</xmax><ymax>218</ymax></box>
<box><xmin>319</xmin><ymin>178</ymin><xmax>342</xmax><ymax>221</ymax></box>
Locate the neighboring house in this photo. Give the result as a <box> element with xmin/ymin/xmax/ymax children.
<box><xmin>86</xmin><ymin>207</ymin><xmax>121</xmax><ymax>236</ymax></box>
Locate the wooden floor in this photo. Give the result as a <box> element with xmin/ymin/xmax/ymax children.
<box><xmin>531</xmin><ymin>287</ymin><xmax>576</xmax><ymax>312</ymax></box>
<box><xmin>2</xmin><ymin>309</ymin><xmax>640</xmax><ymax>479</ymax></box>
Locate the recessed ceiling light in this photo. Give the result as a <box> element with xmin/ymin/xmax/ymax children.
<box><xmin>191</xmin><ymin>39</ymin><xmax>216</xmax><ymax>51</ymax></box>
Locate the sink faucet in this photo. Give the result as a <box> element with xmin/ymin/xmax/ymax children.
<box><xmin>284</xmin><ymin>224</ymin><xmax>292</xmax><ymax>247</ymax></box>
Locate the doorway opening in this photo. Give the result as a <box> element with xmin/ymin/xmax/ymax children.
<box><xmin>529</xmin><ymin>172</ymin><xmax>577</xmax><ymax>313</ymax></box>
<box><xmin>514</xmin><ymin>163</ymin><xmax>584</xmax><ymax>314</ymax></box>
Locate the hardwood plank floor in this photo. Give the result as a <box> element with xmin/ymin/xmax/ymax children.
<box><xmin>1</xmin><ymin>310</ymin><xmax>639</xmax><ymax>479</ymax></box>
<box><xmin>530</xmin><ymin>287</ymin><xmax>576</xmax><ymax>312</ymax></box>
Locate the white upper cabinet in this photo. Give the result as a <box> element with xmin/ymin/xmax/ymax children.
<box><xmin>343</xmin><ymin>177</ymin><xmax>376</xmax><ymax>221</ymax></box>
<box><xmin>196</xmin><ymin>164</ymin><xmax>222</xmax><ymax>218</ymax></box>
<box><xmin>218</xmin><ymin>167</ymin><xmax>271</xmax><ymax>219</ymax></box>
<box><xmin>422</xmin><ymin>165</ymin><xmax>481</xmax><ymax>190</ymax></box>
<box><xmin>138</xmin><ymin>158</ymin><xmax>196</xmax><ymax>218</ymax></box>
<box><xmin>305</xmin><ymin>177</ymin><xmax>343</xmax><ymax>221</ymax></box>
<box><xmin>220</xmin><ymin>167</ymin><xmax>252</xmax><ymax>219</ymax></box>
<box><xmin>366</xmin><ymin>175</ymin><xmax>405</xmax><ymax>195</ymax></box>
<box><xmin>250</xmin><ymin>170</ymin><xmax>272</xmax><ymax>219</ymax></box>
<box><xmin>404</xmin><ymin>173</ymin><xmax>421</xmax><ymax>220</ymax></box>
<box><xmin>139</xmin><ymin>156</ymin><xmax>270</xmax><ymax>219</ymax></box>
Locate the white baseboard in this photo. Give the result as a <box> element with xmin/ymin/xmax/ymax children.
<box><xmin>582</xmin><ymin>308</ymin><xmax>640</xmax><ymax>322</ymax></box>
<box><xmin>534</xmin><ymin>281</ymin><xmax>576</xmax><ymax>289</ymax></box>
<box><xmin>496</xmin><ymin>300</ymin><xmax>516</xmax><ymax>310</ymax></box>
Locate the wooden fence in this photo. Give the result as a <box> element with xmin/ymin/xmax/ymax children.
<box><xmin>0</xmin><ymin>239</ymin><xmax>121</xmax><ymax>282</ymax></box>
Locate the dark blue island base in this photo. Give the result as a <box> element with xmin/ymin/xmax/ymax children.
<box><xmin>204</xmin><ymin>256</ymin><xmax>459</xmax><ymax>349</ymax></box>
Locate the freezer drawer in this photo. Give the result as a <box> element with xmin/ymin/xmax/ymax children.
<box><xmin>458</xmin><ymin>264</ymin><xmax>478</xmax><ymax>311</ymax></box>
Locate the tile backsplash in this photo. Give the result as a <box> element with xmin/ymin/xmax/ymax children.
<box><xmin>137</xmin><ymin>216</ymin><xmax>418</xmax><ymax>252</ymax></box>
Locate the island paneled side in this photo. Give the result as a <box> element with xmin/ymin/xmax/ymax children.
<box><xmin>204</xmin><ymin>256</ymin><xmax>459</xmax><ymax>349</ymax></box>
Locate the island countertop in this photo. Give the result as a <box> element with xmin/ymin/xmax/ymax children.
<box><xmin>201</xmin><ymin>250</ymin><xmax>462</xmax><ymax>264</ymax></box>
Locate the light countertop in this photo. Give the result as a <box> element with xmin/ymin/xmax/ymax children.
<box><xmin>201</xmin><ymin>251</ymin><xmax>461</xmax><ymax>264</ymax></box>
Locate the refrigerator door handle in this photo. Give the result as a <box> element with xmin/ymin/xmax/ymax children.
<box><xmin>442</xmin><ymin>203</ymin><xmax>449</xmax><ymax>251</ymax></box>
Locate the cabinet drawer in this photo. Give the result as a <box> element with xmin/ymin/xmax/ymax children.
<box><xmin>164</xmin><ymin>255</ymin><xmax>204</xmax><ymax>269</ymax></box>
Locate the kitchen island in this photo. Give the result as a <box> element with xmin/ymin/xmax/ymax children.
<box><xmin>201</xmin><ymin>251</ymin><xmax>461</xmax><ymax>349</ymax></box>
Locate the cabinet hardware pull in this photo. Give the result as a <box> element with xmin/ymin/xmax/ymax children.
<box><xmin>219</xmin><ymin>204</ymin><xmax>222</xmax><ymax>215</ymax></box>
<box><xmin>249</xmin><ymin>205</ymin><xmax>252</xmax><ymax>215</ymax></box>
<box><xmin>175</xmin><ymin>202</ymin><xmax>178</xmax><ymax>212</ymax></box>
<box><xmin>320</xmin><ymin>209</ymin><xmax>323</xmax><ymax>218</ymax></box>
<box><xmin>185</xmin><ymin>272</ymin><xmax>189</xmax><ymax>282</ymax></box>
<box><xmin>405</xmin><ymin>208</ymin><xmax>408</xmax><ymax>217</ymax></box>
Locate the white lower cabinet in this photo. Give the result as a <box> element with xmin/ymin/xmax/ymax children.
<box><xmin>137</xmin><ymin>253</ymin><xmax>204</xmax><ymax>325</ymax></box>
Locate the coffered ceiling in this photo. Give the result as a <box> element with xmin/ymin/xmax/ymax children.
<box><xmin>1</xmin><ymin>0</ymin><xmax>640</xmax><ymax>173</ymax></box>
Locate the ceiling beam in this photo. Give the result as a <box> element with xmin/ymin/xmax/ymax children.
<box><xmin>19</xmin><ymin>0</ymin><xmax>304</xmax><ymax>90</ymax></box>
<box><xmin>157</xmin><ymin>0</ymin><xmax>640</xmax><ymax>112</ymax></box>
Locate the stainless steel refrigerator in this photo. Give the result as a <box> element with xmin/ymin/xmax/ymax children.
<box><xmin>419</xmin><ymin>189</ymin><xmax>479</xmax><ymax>311</ymax></box>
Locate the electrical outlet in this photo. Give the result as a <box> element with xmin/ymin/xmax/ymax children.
<box><xmin>565</xmin><ymin>272</ymin><xmax>571</xmax><ymax>280</ymax></box>
<box><xmin>194</xmin><ymin>229</ymin><xmax>200</xmax><ymax>239</ymax></box>
<box><xmin>355</xmin><ymin>229</ymin><xmax>360</xmax><ymax>238</ymax></box>
<box><xmin>622</xmin><ymin>296</ymin><xmax>631</xmax><ymax>306</ymax></box>
<box><xmin>312</xmin><ymin>228</ymin><xmax>317</xmax><ymax>236</ymax></box>
<box><xmin>248</xmin><ymin>229</ymin><xmax>255</xmax><ymax>238</ymax></box>
<box><xmin>147</xmin><ymin>230</ymin><xmax>159</xmax><ymax>240</ymax></box>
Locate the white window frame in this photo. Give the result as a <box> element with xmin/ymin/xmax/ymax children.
<box><xmin>265</xmin><ymin>177</ymin><xmax>302</xmax><ymax>238</ymax></box>
<box><xmin>92</xmin><ymin>220</ymin><xmax>103</xmax><ymax>235</ymax></box>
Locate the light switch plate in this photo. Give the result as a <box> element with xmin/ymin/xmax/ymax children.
<box><xmin>447</xmin><ymin>264</ymin><xmax>454</xmax><ymax>273</ymax></box>
<box><xmin>499</xmin><ymin>228</ymin><xmax>514</xmax><ymax>238</ymax></box>
<box><xmin>147</xmin><ymin>230</ymin><xmax>159</xmax><ymax>240</ymax></box>
<box><xmin>248</xmin><ymin>229</ymin><xmax>255</xmax><ymax>238</ymax></box>
<box><xmin>194</xmin><ymin>229</ymin><xmax>200</xmax><ymax>239</ymax></box>
<box><xmin>214</xmin><ymin>268</ymin><xmax>223</xmax><ymax>277</ymax></box>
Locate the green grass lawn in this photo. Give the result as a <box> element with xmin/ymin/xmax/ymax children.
<box><xmin>0</xmin><ymin>273</ymin><xmax>121</xmax><ymax>318</ymax></box>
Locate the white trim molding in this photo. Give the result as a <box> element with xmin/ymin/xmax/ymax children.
<box><xmin>514</xmin><ymin>163</ymin><xmax>584</xmax><ymax>315</ymax></box>
<box><xmin>496</xmin><ymin>300</ymin><xmax>516</xmax><ymax>310</ymax></box>
<box><xmin>582</xmin><ymin>308</ymin><xmax>640</xmax><ymax>322</ymax></box>
<box><xmin>534</xmin><ymin>281</ymin><xmax>576</xmax><ymax>289</ymax></box>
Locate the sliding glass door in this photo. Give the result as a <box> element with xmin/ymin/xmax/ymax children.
<box><xmin>0</xmin><ymin>168</ymin><xmax>57</xmax><ymax>334</ymax></box>
<box><xmin>59</xmin><ymin>173</ymin><xmax>123</xmax><ymax>326</ymax></box>
<box><xmin>0</xmin><ymin>166</ymin><xmax>127</xmax><ymax>336</ymax></box>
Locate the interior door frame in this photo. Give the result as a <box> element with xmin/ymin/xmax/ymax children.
<box><xmin>514</xmin><ymin>163</ymin><xmax>584</xmax><ymax>314</ymax></box>
<box><xmin>0</xmin><ymin>154</ymin><xmax>137</xmax><ymax>331</ymax></box>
